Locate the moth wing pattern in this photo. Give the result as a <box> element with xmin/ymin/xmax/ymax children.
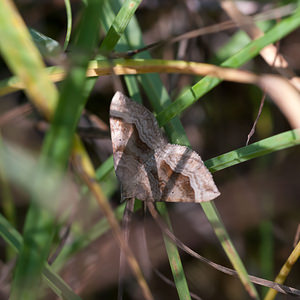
<box><xmin>109</xmin><ymin>91</ymin><xmax>220</xmax><ymax>203</ymax></box>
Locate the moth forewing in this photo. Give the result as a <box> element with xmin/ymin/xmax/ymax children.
<box><xmin>109</xmin><ymin>91</ymin><xmax>220</xmax><ymax>203</ymax></box>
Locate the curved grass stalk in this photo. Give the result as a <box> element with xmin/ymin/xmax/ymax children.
<box><xmin>63</xmin><ymin>0</ymin><xmax>72</xmax><ymax>51</ymax></box>
<box><xmin>264</xmin><ymin>241</ymin><xmax>300</xmax><ymax>300</ymax></box>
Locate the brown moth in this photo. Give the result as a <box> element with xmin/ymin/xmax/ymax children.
<box><xmin>110</xmin><ymin>91</ymin><xmax>220</xmax><ymax>203</ymax></box>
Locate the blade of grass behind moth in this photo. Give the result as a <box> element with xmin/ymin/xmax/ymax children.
<box><xmin>99</xmin><ymin>0</ymin><xmax>142</xmax><ymax>54</ymax></box>
<box><xmin>0</xmin><ymin>213</ymin><xmax>81</xmax><ymax>300</ymax></box>
<box><xmin>205</xmin><ymin>129</ymin><xmax>300</xmax><ymax>173</ymax></box>
<box><xmin>108</xmin><ymin>1</ymin><xmax>194</xmax><ymax>299</ymax></box>
<box><xmin>78</xmin><ymin>0</ymin><xmax>142</xmax><ymax>100</ymax></box>
<box><xmin>155</xmin><ymin>203</ymin><xmax>192</xmax><ymax>300</ymax></box>
<box><xmin>156</xmin><ymin>5</ymin><xmax>300</xmax><ymax>126</ymax></box>
<box><xmin>201</xmin><ymin>201</ymin><xmax>259</xmax><ymax>298</ymax></box>
<box><xmin>264</xmin><ymin>241</ymin><xmax>300</xmax><ymax>300</ymax></box>
<box><xmin>212</xmin><ymin>20</ymin><xmax>274</xmax><ymax>64</ymax></box>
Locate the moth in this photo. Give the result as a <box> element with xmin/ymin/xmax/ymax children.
<box><xmin>109</xmin><ymin>91</ymin><xmax>220</xmax><ymax>203</ymax></box>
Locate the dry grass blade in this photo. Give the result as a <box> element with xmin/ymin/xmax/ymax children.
<box><xmin>221</xmin><ymin>0</ymin><xmax>300</xmax><ymax>91</ymax></box>
<box><xmin>264</xmin><ymin>241</ymin><xmax>300</xmax><ymax>300</ymax></box>
<box><xmin>4</xmin><ymin>58</ymin><xmax>300</xmax><ymax>130</ymax></box>
<box><xmin>95</xmin><ymin>60</ymin><xmax>300</xmax><ymax>130</ymax></box>
<box><xmin>258</xmin><ymin>75</ymin><xmax>300</xmax><ymax>129</ymax></box>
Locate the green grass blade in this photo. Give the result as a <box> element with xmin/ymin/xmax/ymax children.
<box><xmin>63</xmin><ymin>0</ymin><xmax>72</xmax><ymax>50</ymax></box>
<box><xmin>0</xmin><ymin>213</ymin><xmax>81</xmax><ymax>300</ymax></box>
<box><xmin>213</xmin><ymin>20</ymin><xmax>275</xmax><ymax>64</ymax></box>
<box><xmin>99</xmin><ymin>0</ymin><xmax>142</xmax><ymax>53</ymax></box>
<box><xmin>201</xmin><ymin>202</ymin><xmax>258</xmax><ymax>298</ymax></box>
<box><xmin>156</xmin><ymin>5</ymin><xmax>300</xmax><ymax>126</ymax></box>
<box><xmin>205</xmin><ymin>129</ymin><xmax>300</xmax><ymax>172</ymax></box>
<box><xmin>156</xmin><ymin>203</ymin><xmax>192</xmax><ymax>300</ymax></box>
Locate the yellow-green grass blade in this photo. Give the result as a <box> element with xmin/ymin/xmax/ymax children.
<box><xmin>63</xmin><ymin>0</ymin><xmax>72</xmax><ymax>50</ymax></box>
<box><xmin>0</xmin><ymin>0</ymin><xmax>58</xmax><ymax>120</ymax></box>
<box><xmin>0</xmin><ymin>0</ymin><xmax>102</xmax><ymax>299</ymax></box>
<box><xmin>99</xmin><ymin>0</ymin><xmax>142</xmax><ymax>53</ymax></box>
<box><xmin>0</xmin><ymin>0</ymin><xmax>58</xmax><ymax>298</ymax></box>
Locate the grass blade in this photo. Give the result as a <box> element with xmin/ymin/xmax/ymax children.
<box><xmin>0</xmin><ymin>213</ymin><xmax>81</xmax><ymax>300</ymax></box>
<box><xmin>0</xmin><ymin>0</ymin><xmax>58</xmax><ymax>119</ymax></box>
<box><xmin>63</xmin><ymin>0</ymin><xmax>72</xmax><ymax>50</ymax></box>
<box><xmin>205</xmin><ymin>129</ymin><xmax>300</xmax><ymax>172</ymax></box>
<box><xmin>99</xmin><ymin>0</ymin><xmax>142</xmax><ymax>53</ymax></box>
<box><xmin>264</xmin><ymin>241</ymin><xmax>300</xmax><ymax>300</ymax></box>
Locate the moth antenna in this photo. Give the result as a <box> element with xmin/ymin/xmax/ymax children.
<box><xmin>146</xmin><ymin>202</ymin><xmax>300</xmax><ymax>297</ymax></box>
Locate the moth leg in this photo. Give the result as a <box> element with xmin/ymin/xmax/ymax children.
<box><xmin>118</xmin><ymin>197</ymin><xmax>135</xmax><ymax>300</ymax></box>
